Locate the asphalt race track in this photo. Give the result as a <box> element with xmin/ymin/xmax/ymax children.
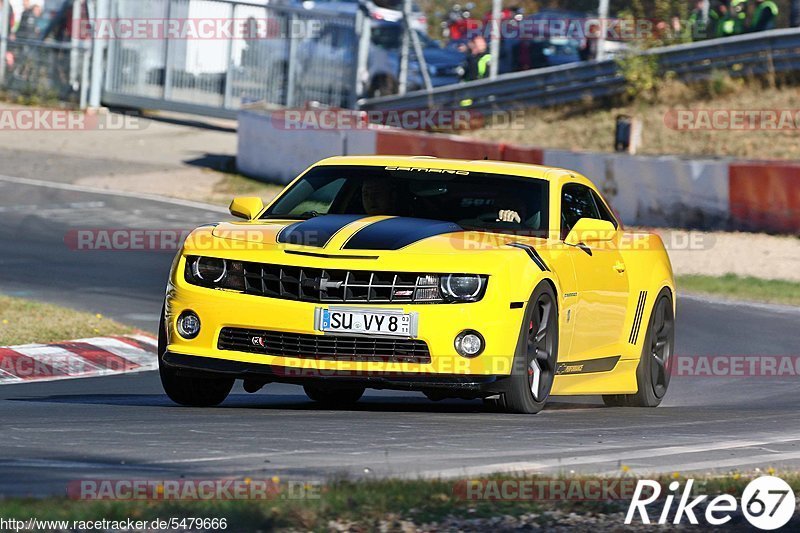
<box><xmin>1</xmin><ymin>176</ymin><xmax>799</xmax><ymax>497</ymax></box>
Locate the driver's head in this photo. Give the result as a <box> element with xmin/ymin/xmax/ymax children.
<box><xmin>361</xmin><ymin>179</ymin><xmax>394</xmax><ymax>215</ymax></box>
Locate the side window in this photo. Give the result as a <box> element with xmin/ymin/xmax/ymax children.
<box><xmin>590</xmin><ymin>190</ymin><xmax>619</xmax><ymax>228</ymax></box>
<box><xmin>561</xmin><ymin>184</ymin><xmax>600</xmax><ymax>240</ymax></box>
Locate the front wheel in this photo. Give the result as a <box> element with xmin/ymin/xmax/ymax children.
<box><xmin>503</xmin><ymin>282</ymin><xmax>559</xmax><ymax>414</ymax></box>
<box><xmin>603</xmin><ymin>288</ymin><xmax>674</xmax><ymax>407</ymax></box>
<box><xmin>158</xmin><ymin>307</ymin><xmax>234</xmax><ymax>407</ymax></box>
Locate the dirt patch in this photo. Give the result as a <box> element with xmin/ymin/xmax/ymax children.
<box><xmin>653</xmin><ymin>229</ymin><xmax>800</xmax><ymax>282</ymax></box>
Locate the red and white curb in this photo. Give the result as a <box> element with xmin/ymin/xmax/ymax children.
<box><xmin>0</xmin><ymin>334</ymin><xmax>158</xmax><ymax>384</ymax></box>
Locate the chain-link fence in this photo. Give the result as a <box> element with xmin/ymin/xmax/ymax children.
<box><xmin>102</xmin><ymin>0</ymin><xmax>363</xmax><ymax>117</ymax></box>
<box><xmin>2</xmin><ymin>38</ymin><xmax>90</xmax><ymax>105</ymax></box>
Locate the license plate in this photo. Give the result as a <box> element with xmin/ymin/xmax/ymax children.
<box><xmin>316</xmin><ymin>308</ymin><xmax>417</xmax><ymax>337</ymax></box>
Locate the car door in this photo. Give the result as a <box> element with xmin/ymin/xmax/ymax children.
<box><xmin>560</xmin><ymin>183</ymin><xmax>630</xmax><ymax>362</ymax></box>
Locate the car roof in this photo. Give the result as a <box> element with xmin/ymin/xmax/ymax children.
<box><xmin>313</xmin><ymin>155</ymin><xmax>595</xmax><ymax>188</ymax></box>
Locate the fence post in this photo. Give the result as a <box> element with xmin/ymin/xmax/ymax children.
<box><xmin>285</xmin><ymin>12</ymin><xmax>298</xmax><ymax>107</ymax></box>
<box><xmin>70</xmin><ymin>0</ymin><xmax>83</xmax><ymax>89</ymax></box>
<box><xmin>163</xmin><ymin>0</ymin><xmax>175</xmax><ymax>100</ymax></box>
<box><xmin>0</xmin><ymin>0</ymin><xmax>10</xmax><ymax>85</ymax></box>
<box><xmin>223</xmin><ymin>2</ymin><xmax>235</xmax><ymax>109</ymax></box>
<box><xmin>353</xmin><ymin>7</ymin><xmax>370</xmax><ymax>106</ymax></box>
<box><xmin>89</xmin><ymin>0</ymin><xmax>111</xmax><ymax>107</ymax></box>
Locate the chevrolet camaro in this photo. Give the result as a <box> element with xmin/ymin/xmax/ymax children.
<box><xmin>159</xmin><ymin>156</ymin><xmax>675</xmax><ymax>414</ymax></box>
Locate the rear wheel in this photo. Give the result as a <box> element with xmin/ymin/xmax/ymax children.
<box><xmin>304</xmin><ymin>384</ymin><xmax>365</xmax><ymax>407</ymax></box>
<box><xmin>503</xmin><ymin>282</ymin><xmax>559</xmax><ymax>414</ymax></box>
<box><xmin>158</xmin><ymin>307</ymin><xmax>234</xmax><ymax>407</ymax></box>
<box><xmin>603</xmin><ymin>288</ymin><xmax>674</xmax><ymax>407</ymax></box>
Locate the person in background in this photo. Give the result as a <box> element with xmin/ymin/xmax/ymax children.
<box><xmin>15</xmin><ymin>0</ymin><xmax>41</xmax><ymax>40</ymax></box>
<box><xmin>462</xmin><ymin>35</ymin><xmax>491</xmax><ymax>81</ymax></box>
<box><xmin>688</xmin><ymin>0</ymin><xmax>715</xmax><ymax>39</ymax></box>
<box><xmin>717</xmin><ymin>0</ymin><xmax>746</xmax><ymax>36</ymax></box>
<box><xmin>750</xmin><ymin>0</ymin><xmax>779</xmax><ymax>31</ymax></box>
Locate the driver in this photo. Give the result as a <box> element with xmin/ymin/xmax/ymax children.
<box><xmin>361</xmin><ymin>179</ymin><xmax>396</xmax><ymax>216</ymax></box>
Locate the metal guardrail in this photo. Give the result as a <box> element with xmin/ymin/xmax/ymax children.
<box><xmin>358</xmin><ymin>28</ymin><xmax>800</xmax><ymax>112</ymax></box>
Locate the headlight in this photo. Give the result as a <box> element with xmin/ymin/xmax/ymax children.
<box><xmin>185</xmin><ymin>256</ymin><xmax>245</xmax><ymax>291</ymax></box>
<box><xmin>192</xmin><ymin>256</ymin><xmax>226</xmax><ymax>283</ymax></box>
<box><xmin>440</xmin><ymin>274</ymin><xmax>488</xmax><ymax>302</ymax></box>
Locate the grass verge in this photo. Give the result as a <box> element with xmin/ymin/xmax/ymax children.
<box><xmin>0</xmin><ymin>295</ymin><xmax>133</xmax><ymax>346</ymax></box>
<box><xmin>209</xmin><ymin>172</ymin><xmax>283</xmax><ymax>206</ymax></box>
<box><xmin>0</xmin><ymin>474</ymin><xmax>797</xmax><ymax>531</ymax></box>
<box><xmin>468</xmin><ymin>79</ymin><xmax>800</xmax><ymax>160</ymax></box>
<box><xmin>677</xmin><ymin>274</ymin><xmax>800</xmax><ymax>307</ymax></box>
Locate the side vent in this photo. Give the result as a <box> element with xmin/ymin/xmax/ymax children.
<box><xmin>629</xmin><ymin>291</ymin><xmax>648</xmax><ymax>345</ymax></box>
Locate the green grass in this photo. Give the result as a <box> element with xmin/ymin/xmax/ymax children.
<box><xmin>203</xmin><ymin>172</ymin><xmax>284</xmax><ymax>207</ymax></box>
<box><xmin>677</xmin><ymin>274</ymin><xmax>800</xmax><ymax>306</ymax></box>
<box><xmin>0</xmin><ymin>473</ymin><xmax>797</xmax><ymax>531</ymax></box>
<box><xmin>0</xmin><ymin>294</ymin><xmax>133</xmax><ymax>345</ymax></box>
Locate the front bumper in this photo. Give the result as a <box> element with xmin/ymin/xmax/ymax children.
<box><xmin>166</xmin><ymin>259</ymin><xmax>525</xmax><ymax>379</ymax></box>
<box><xmin>162</xmin><ymin>351</ymin><xmax>511</xmax><ymax>395</ymax></box>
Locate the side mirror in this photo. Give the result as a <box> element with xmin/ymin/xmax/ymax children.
<box><xmin>229</xmin><ymin>197</ymin><xmax>264</xmax><ymax>220</ymax></box>
<box><xmin>564</xmin><ymin>218</ymin><xmax>617</xmax><ymax>246</ymax></box>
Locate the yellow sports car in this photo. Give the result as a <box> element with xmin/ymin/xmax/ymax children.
<box><xmin>159</xmin><ymin>156</ymin><xmax>675</xmax><ymax>414</ymax></box>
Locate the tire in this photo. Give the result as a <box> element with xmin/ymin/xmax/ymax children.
<box><xmin>158</xmin><ymin>306</ymin><xmax>234</xmax><ymax>407</ymax></box>
<box><xmin>603</xmin><ymin>288</ymin><xmax>674</xmax><ymax>408</ymax></box>
<box><xmin>304</xmin><ymin>384</ymin><xmax>365</xmax><ymax>407</ymax></box>
<box><xmin>502</xmin><ymin>282</ymin><xmax>559</xmax><ymax>414</ymax></box>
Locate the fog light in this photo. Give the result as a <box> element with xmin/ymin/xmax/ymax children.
<box><xmin>455</xmin><ymin>330</ymin><xmax>484</xmax><ymax>358</ymax></box>
<box><xmin>177</xmin><ymin>311</ymin><xmax>201</xmax><ymax>339</ymax></box>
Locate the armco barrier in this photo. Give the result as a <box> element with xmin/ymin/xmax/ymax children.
<box><xmin>237</xmin><ymin>109</ymin><xmax>800</xmax><ymax>234</ymax></box>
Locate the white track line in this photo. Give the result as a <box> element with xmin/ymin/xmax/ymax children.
<box><xmin>601</xmin><ymin>450</ymin><xmax>800</xmax><ymax>476</ymax></box>
<box><xmin>0</xmin><ymin>174</ymin><xmax>228</xmax><ymax>213</ymax></box>
<box><xmin>417</xmin><ymin>435</ymin><xmax>800</xmax><ymax>478</ymax></box>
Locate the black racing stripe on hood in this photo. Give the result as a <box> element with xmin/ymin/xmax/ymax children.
<box><xmin>277</xmin><ymin>214</ymin><xmax>365</xmax><ymax>248</ymax></box>
<box><xmin>343</xmin><ymin>217</ymin><xmax>463</xmax><ymax>251</ymax></box>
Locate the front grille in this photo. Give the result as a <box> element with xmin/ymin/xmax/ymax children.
<box><xmin>218</xmin><ymin>327</ymin><xmax>432</xmax><ymax>364</ymax></box>
<box><xmin>237</xmin><ymin>261</ymin><xmax>441</xmax><ymax>304</ymax></box>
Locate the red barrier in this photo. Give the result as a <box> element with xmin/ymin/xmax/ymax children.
<box><xmin>499</xmin><ymin>143</ymin><xmax>544</xmax><ymax>165</ymax></box>
<box><xmin>375</xmin><ymin>130</ymin><xmax>543</xmax><ymax>166</ymax></box>
<box><xmin>375</xmin><ymin>130</ymin><xmax>503</xmax><ymax>160</ymax></box>
<box><xmin>729</xmin><ymin>163</ymin><xmax>800</xmax><ymax>233</ymax></box>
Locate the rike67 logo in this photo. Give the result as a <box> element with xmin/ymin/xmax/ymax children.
<box><xmin>626</xmin><ymin>476</ymin><xmax>796</xmax><ymax>530</ymax></box>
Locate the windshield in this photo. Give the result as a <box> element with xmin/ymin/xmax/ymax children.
<box><xmin>263</xmin><ymin>165</ymin><xmax>549</xmax><ymax>235</ymax></box>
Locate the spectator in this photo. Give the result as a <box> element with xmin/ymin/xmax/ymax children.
<box><xmin>687</xmin><ymin>0</ymin><xmax>711</xmax><ymax>39</ymax></box>
<box><xmin>462</xmin><ymin>35</ymin><xmax>491</xmax><ymax>81</ymax></box>
<box><xmin>16</xmin><ymin>0</ymin><xmax>41</xmax><ymax>40</ymax></box>
<box><xmin>750</xmin><ymin>0</ymin><xmax>779</xmax><ymax>31</ymax></box>
<box><xmin>718</xmin><ymin>0</ymin><xmax>747</xmax><ymax>36</ymax></box>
